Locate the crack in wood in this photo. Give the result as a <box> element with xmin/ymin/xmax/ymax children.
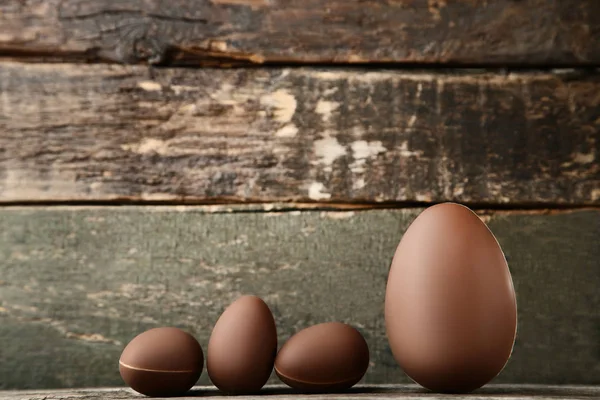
<box><xmin>0</xmin><ymin>203</ymin><xmax>597</xmax><ymax>214</ymax></box>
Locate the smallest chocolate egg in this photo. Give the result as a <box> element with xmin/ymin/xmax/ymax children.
<box><xmin>275</xmin><ymin>322</ymin><xmax>369</xmax><ymax>392</ymax></box>
<box><xmin>119</xmin><ymin>327</ymin><xmax>204</xmax><ymax>397</ymax></box>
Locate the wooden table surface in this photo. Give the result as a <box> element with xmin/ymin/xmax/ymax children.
<box><xmin>2</xmin><ymin>385</ymin><xmax>600</xmax><ymax>400</ymax></box>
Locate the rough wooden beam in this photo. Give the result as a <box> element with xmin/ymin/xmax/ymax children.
<box><xmin>0</xmin><ymin>63</ymin><xmax>598</xmax><ymax>205</ymax></box>
<box><xmin>1</xmin><ymin>385</ymin><xmax>600</xmax><ymax>400</ymax></box>
<box><xmin>1</xmin><ymin>1</ymin><xmax>600</xmax><ymax>66</ymax></box>
<box><xmin>0</xmin><ymin>207</ymin><xmax>598</xmax><ymax>389</ymax></box>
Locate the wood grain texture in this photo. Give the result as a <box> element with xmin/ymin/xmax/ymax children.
<box><xmin>2</xmin><ymin>385</ymin><xmax>600</xmax><ymax>400</ymax></box>
<box><xmin>1</xmin><ymin>63</ymin><xmax>599</xmax><ymax>205</ymax></box>
<box><xmin>1</xmin><ymin>1</ymin><xmax>600</xmax><ymax>65</ymax></box>
<box><xmin>0</xmin><ymin>207</ymin><xmax>598</xmax><ymax>389</ymax></box>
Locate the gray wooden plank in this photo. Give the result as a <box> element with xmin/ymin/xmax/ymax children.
<box><xmin>0</xmin><ymin>63</ymin><xmax>598</xmax><ymax>205</ymax></box>
<box><xmin>0</xmin><ymin>1</ymin><xmax>600</xmax><ymax>66</ymax></box>
<box><xmin>0</xmin><ymin>207</ymin><xmax>598</xmax><ymax>389</ymax></box>
<box><xmin>1</xmin><ymin>385</ymin><xmax>600</xmax><ymax>400</ymax></box>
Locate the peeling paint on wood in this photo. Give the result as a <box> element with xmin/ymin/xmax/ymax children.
<box><xmin>0</xmin><ymin>63</ymin><xmax>598</xmax><ymax>205</ymax></box>
<box><xmin>0</xmin><ymin>207</ymin><xmax>598</xmax><ymax>389</ymax></box>
<box><xmin>0</xmin><ymin>1</ymin><xmax>599</xmax><ymax>65</ymax></box>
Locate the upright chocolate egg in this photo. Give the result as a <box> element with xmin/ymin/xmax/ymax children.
<box><xmin>119</xmin><ymin>327</ymin><xmax>204</xmax><ymax>397</ymax></box>
<box><xmin>275</xmin><ymin>322</ymin><xmax>370</xmax><ymax>392</ymax></box>
<box><xmin>385</xmin><ymin>203</ymin><xmax>517</xmax><ymax>393</ymax></box>
<box><xmin>207</xmin><ymin>295</ymin><xmax>277</xmax><ymax>394</ymax></box>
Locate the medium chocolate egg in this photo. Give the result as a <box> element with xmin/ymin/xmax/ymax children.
<box><xmin>385</xmin><ymin>203</ymin><xmax>517</xmax><ymax>393</ymax></box>
<box><xmin>275</xmin><ymin>322</ymin><xmax>369</xmax><ymax>392</ymax></box>
<box><xmin>119</xmin><ymin>327</ymin><xmax>203</xmax><ymax>397</ymax></box>
<box><xmin>207</xmin><ymin>295</ymin><xmax>277</xmax><ymax>394</ymax></box>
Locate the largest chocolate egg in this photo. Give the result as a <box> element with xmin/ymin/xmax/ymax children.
<box><xmin>385</xmin><ymin>203</ymin><xmax>517</xmax><ymax>393</ymax></box>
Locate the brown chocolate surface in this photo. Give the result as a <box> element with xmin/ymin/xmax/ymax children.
<box><xmin>385</xmin><ymin>203</ymin><xmax>517</xmax><ymax>393</ymax></box>
<box><xmin>119</xmin><ymin>327</ymin><xmax>204</xmax><ymax>396</ymax></box>
<box><xmin>207</xmin><ymin>296</ymin><xmax>277</xmax><ymax>394</ymax></box>
<box><xmin>275</xmin><ymin>322</ymin><xmax>370</xmax><ymax>392</ymax></box>
<box><xmin>118</xmin><ymin>366</ymin><xmax>201</xmax><ymax>397</ymax></box>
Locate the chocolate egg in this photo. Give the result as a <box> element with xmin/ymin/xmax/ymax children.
<box><xmin>275</xmin><ymin>322</ymin><xmax>369</xmax><ymax>392</ymax></box>
<box><xmin>385</xmin><ymin>203</ymin><xmax>517</xmax><ymax>393</ymax></box>
<box><xmin>119</xmin><ymin>327</ymin><xmax>204</xmax><ymax>397</ymax></box>
<box><xmin>207</xmin><ymin>295</ymin><xmax>277</xmax><ymax>394</ymax></box>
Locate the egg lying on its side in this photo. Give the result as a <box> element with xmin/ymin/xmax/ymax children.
<box><xmin>119</xmin><ymin>327</ymin><xmax>204</xmax><ymax>397</ymax></box>
<box><xmin>275</xmin><ymin>322</ymin><xmax>370</xmax><ymax>392</ymax></box>
<box><xmin>207</xmin><ymin>295</ymin><xmax>277</xmax><ymax>394</ymax></box>
<box><xmin>385</xmin><ymin>203</ymin><xmax>517</xmax><ymax>393</ymax></box>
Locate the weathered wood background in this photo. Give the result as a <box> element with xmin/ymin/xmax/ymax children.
<box><xmin>0</xmin><ymin>63</ymin><xmax>598</xmax><ymax>205</ymax></box>
<box><xmin>0</xmin><ymin>207</ymin><xmax>599</xmax><ymax>389</ymax></box>
<box><xmin>0</xmin><ymin>0</ymin><xmax>599</xmax><ymax>393</ymax></box>
<box><xmin>1</xmin><ymin>1</ymin><xmax>600</xmax><ymax>65</ymax></box>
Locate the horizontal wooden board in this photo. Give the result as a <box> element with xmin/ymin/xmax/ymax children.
<box><xmin>0</xmin><ymin>63</ymin><xmax>598</xmax><ymax>205</ymax></box>
<box><xmin>0</xmin><ymin>207</ymin><xmax>598</xmax><ymax>389</ymax></box>
<box><xmin>1</xmin><ymin>1</ymin><xmax>600</xmax><ymax>66</ymax></box>
<box><xmin>2</xmin><ymin>385</ymin><xmax>600</xmax><ymax>400</ymax></box>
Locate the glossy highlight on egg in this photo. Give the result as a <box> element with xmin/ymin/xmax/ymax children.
<box><xmin>385</xmin><ymin>203</ymin><xmax>517</xmax><ymax>393</ymax></box>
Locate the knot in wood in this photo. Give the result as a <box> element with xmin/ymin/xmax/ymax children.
<box><xmin>131</xmin><ymin>36</ymin><xmax>166</xmax><ymax>65</ymax></box>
